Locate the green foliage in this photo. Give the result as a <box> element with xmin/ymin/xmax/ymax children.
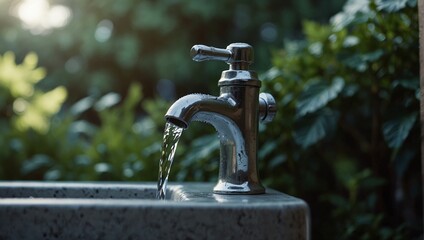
<box><xmin>0</xmin><ymin>51</ymin><xmax>68</xmax><ymax>179</ymax></box>
<box><xmin>0</xmin><ymin>48</ymin><xmax>218</xmax><ymax>182</ymax></box>
<box><xmin>259</xmin><ymin>0</ymin><xmax>421</xmax><ymax>238</ymax></box>
<box><xmin>0</xmin><ymin>53</ymin><xmax>164</xmax><ymax>181</ymax></box>
<box><xmin>0</xmin><ymin>52</ymin><xmax>67</xmax><ymax>133</ymax></box>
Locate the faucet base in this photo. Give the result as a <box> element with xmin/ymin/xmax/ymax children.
<box><xmin>213</xmin><ymin>181</ymin><xmax>265</xmax><ymax>195</ymax></box>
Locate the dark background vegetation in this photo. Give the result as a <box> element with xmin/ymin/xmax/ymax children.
<box><xmin>0</xmin><ymin>0</ymin><xmax>422</xmax><ymax>239</ymax></box>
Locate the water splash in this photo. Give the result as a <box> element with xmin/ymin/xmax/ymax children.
<box><xmin>156</xmin><ymin>122</ymin><xmax>184</xmax><ymax>200</ymax></box>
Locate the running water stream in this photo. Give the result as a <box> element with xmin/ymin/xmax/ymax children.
<box><xmin>156</xmin><ymin>122</ymin><xmax>184</xmax><ymax>200</ymax></box>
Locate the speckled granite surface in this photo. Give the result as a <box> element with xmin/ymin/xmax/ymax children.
<box><xmin>0</xmin><ymin>182</ymin><xmax>309</xmax><ymax>240</ymax></box>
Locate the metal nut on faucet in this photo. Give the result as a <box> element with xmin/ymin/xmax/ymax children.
<box><xmin>259</xmin><ymin>93</ymin><xmax>277</xmax><ymax>123</ymax></box>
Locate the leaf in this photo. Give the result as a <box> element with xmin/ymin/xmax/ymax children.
<box><xmin>268</xmin><ymin>154</ymin><xmax>287</xmax><ymax>168</ymax></box>
<box><xmin>296</xmin><ymin>77</ymin><xmax>344</xmax><ymax>117</ymax></box>
<box><xmin>342</xmin><ymin>50</ymin><xmax>384</xmax><ymax>72</ymax></box>
<box><xmin>383</xmin><ymin>112</ymin><xmax>417</xmax><ymax>148</ymax></box>
<box><xmin>14</xmin><ymin>87</ymin><xmax>67</xmax><ymax>133</ymax></box>
<box><xmin>343</xmin><ymin>0</ymin><xmax>371</xmax><ymax>15</ymax></box>
<box><xmin>376</xmin><ymin>0</ymin><xmax>408</xmax><ymax>12</ymax></box>
<box><xmin>44</xmin><ymin>169</ymin><xmax>61</xmax><ymax>180</ymax></box>
<box><xmin>392</xmin><ymin>78</ymin><xmax>419</xmax><ymax>90</ymax></box>
<box><xmin>69</xmin><ymin>120</ymin><xmax>97</xmax><ymax>137</ymax></box>
<box><xmin>94</xmin><ymin>92</ymin><xmax>121</xmax><ymax>111</ymax></box>
<box><xmin>69</xmin><ymin>96</ymin><xmax>95</xmax><ymax>116</ymax></box>
<box><xmin>21</xmin><ymin>154</ymin><xmax>52</xmax><ymax>175</ymax></box>
<box><xmin>362</xmin><ymin>50</ymin><xmax>385</xmax><ymax>62</ymax></box>
<box><xmin>308</xmin><ymin>42</ymin><xmax>323</xmax><ymax>56</ymax></box>
<box><xmin>260</xmin><ymin>67</ymin><xmax>283</xmax><ymax>81</ymax></box>
<box><xmin>393</xmin><ymin>149</ymin><xmax>415</xmax><ymax>178</ymax></box>
<box><xmin>23</xmin><ymin>52</ymin><xmax>39</xmax><ymax>69</ymax></box>
<box><xmin>35</xmin><ymin>86</ymin><xmax>68</xmax><ymax>115</ymax></box>
<box><xmin>303</xmin><ymin>20</ymin><xmax>332</xmax><ymax>42</ymax></box>
<box><xmin>343</xmin><ymin>36</ymin><xmax>360</xmax><ymax>48</ymax></box>
<box><xmin>294</xmin><ymin>108</ymin><xmax>339</xmax><ymax>148</ymax></box>
<box><xmin>330</xmin><ymin>0</ymin><xmax>372</xmax><ymax>30</ymax></box>
<box><xmin>320</xmin><ymin>193</ymin><xmax>349</xmax><ymax>208</ymax></box>
<box><xmin>123</xmin><ymin>83</ymin><xmax>142</xmax><ymax>111</ymax></box>
<box><xmin>259</xmin><ymin>140</ymin><xmax>278</xmax><ymax>159</ymax></box>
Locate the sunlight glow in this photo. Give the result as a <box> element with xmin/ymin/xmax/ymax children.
<box><xmin>11</xmin><ymin>0</ymin><xmax>72</xmax><ymax>34</ymax></box>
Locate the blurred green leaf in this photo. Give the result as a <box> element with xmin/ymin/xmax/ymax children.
<box><xmin>258</xmin><ymin>140</ymin><xmax>278</xmax><ymax>159</ymax></box>
<box><xmin>383</xmin><ymin>112</ymin><xmax>417</xmax><ymax>148</ymax></box>
<box><xmin>294</xmin><ymin>108</ymin><xmax>339</xmax><ymax>148</ymax></box>
<box><xmin>376</xmin><ymin>0</ymin><xmax>409</xmax><ymax>12</ymax></box>
<box><xmin>342</xmin><ymin>50</ymin><xmax>384</xmax><ymax>72</ymax></box>
<box><xmin>393</xmin><ymin>149</ymin><xmax>415</xmax><ymax>178</ymax></box>
<box><xmin>296</xmin><ymin>77</ymin><xmax>344</xmax><ymax>117</ymax></box>
<box><xmin>21</xmin><ymin>154</ymin><xmax>52</xmax><ymax>175</ymax></box>
<box><xmin>303</xmin><ymin>20</ymin><xmax>332</xmax><ymax>42</ymax></box>
<box><xmin>124</xmin><ymin>83</ymin><xmax>143</xmax><ymax>111</ymax></box>
<box><xmin>69</xmin><ymin>97</ymin><xmax>95</xmax><ymax>116</ymax></box>
<box><xmin>268</xmin><ymin>154</ymin><xmax>287</xmax><ymax>168</ymax></box>
<box><xmin>392</xmin><ymin>78</ymin><xmax>419</xmax><ymax>90</ymax></box>
<box><xmin>330</xmin><ymin>0</ymin><xmax>372</xmax><ymax>31</ymax></box>
<box><xmin>94</xmin><ymin>92</ymin><xmax>121</xmax><ymax>111</ymax></box>
<box><xmin>69</xmin><ymin>120</ymin><xmax>97</xmax><ymax>137</ymax></box>
<box><xmin>44</xmin><ymin>169</ymin><xmax>61</xmax><ymax>180</ymax></box>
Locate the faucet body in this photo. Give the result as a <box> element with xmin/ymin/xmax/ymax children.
<box><xmin>165</xmin><ymin>43</ymin><xmax>276</xmax><ymax>194</ymax></box>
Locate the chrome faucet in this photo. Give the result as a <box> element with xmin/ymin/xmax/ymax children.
<box><xmin>165</xmin><ymin>43</ymin><xmax>276</xmax><ymax>194</ymax></box>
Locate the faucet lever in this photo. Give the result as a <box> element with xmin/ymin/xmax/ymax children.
<box><xmin>191</xmin><ymin>45</ymin><xmax>232</xmax><ymax>62</ymax></box>
<box><xmin>191</xmin><ymin>43</ymin><xmax>254</xmax><ymax>70</ymax></box>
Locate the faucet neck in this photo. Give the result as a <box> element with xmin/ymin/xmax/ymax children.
<box><xmin>211</xmin><ymin>68</ymin><xmax>265</xmax><ymax>194</ymax></box>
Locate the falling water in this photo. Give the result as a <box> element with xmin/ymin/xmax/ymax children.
<box><xmin>156</xmin><ymin>122</ymin><xmax>184</xmax><ymax>200</ymax></box>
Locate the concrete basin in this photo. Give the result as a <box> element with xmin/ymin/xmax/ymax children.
<box><xmin>0</xmin><ymin>182</ymin><xmax>309</xmax><ymax>240</ymax></box>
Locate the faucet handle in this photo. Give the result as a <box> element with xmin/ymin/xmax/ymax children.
<box><xmin>191</xmin><ymin>43</ymin><xmax>253</xmax><ymax>70</ymax></box>
<box><xmin>191</xmin><ymin>45</ymin><xmax>232</xmax><ymax>62</ymax></box>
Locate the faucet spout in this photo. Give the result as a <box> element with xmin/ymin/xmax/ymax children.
<box><xmin>165</xmin><ymin>93</ymin><xmax>237</xmax><ymax>129</ymax></box>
